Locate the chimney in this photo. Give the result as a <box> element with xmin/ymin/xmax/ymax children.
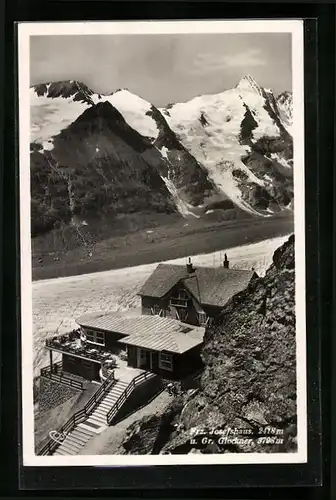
<box><xmin>223</xmin><ymin>253</ymin><xmax>229</xmax><ymax>269</ymax></box>
<box><xmin>186</xmin><ymin>257</ymin><xmax>194</xmax><ymax>273</ymax></box>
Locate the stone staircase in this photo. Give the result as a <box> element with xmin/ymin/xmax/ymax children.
<box><xmin>53</xmin><ymin>380</ymin><xmax>129</xmax><ymax>455</ymax></box>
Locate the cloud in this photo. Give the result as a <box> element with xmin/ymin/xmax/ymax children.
<box><xmin>190</xmin><ymin>49</ymin><xmax>266</xmax><ymax>74</ymax></box>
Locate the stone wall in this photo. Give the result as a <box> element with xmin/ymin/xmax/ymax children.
<box><xmin>38</xmin><ymin>376</ymin><xmax>82</xmax><ymax>414</ymax></box>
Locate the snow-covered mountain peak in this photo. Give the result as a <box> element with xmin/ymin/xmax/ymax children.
<box><xmin>30</xmin><ymin>78</ymin><xmax>293</xmax><ymax>221</ymax></box>
<box><xmin>236</xmin><ymin>75</ymin><xmax>263</xmax><ymax>96</ymax></box>
<box><xmin>96</xmin><ymin>89</ymin><xmax>159</xmax><ymax>140</ymax></box>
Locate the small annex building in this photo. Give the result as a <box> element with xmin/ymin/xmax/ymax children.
<box><xmin>46</xmin><ymin>312</ymin><xmax>205</xmax><ymax>382</ymax></box>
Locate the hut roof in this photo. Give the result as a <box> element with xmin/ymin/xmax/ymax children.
<box><xmin>76</xmin><ymin>312</ymin><xmax>205</xmax><ymax>354</ymax></box>
<box><xmin>138</xmin><ymin>263</ymin><xmax>255</xmax><ymax>307</ymax></box>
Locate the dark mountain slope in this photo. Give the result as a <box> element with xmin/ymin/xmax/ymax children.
<box><xmin>30</xmin><ymin>101</ymin><xmax>178</xmax><ymax>238</ymax></box>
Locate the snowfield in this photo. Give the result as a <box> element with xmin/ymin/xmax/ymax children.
<box><xmin>160</xmin><ymin>77</ymin><xmax>283</xmax><ymax>214</ymax></box>
<box><xmin>95</xmin><ymin>90</ymin><xmax>159</xmax><ymax>140</ymax></box>
<box><xmin>31</xmin><ymin>78</ymin><xmax>293</xmax><ymax>220</ymax></box>
<box><xmin>32</xmin><ymin>235</ymin><xmax>291</xmax><ymax>376</ymax></box>
<box><xmin>30</xmin><ymin>87</ymin><xmax>159</xmax><ymax>151</ymax></box>
<box><xmin>30</xmin><ymin>89</ymin><xmax>90</xmax><ymax>150</ymax></box>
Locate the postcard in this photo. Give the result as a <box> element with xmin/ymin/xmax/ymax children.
<box><xmin>18</xmin><ymin>19</ymin><xmax>306</xmax><ymax>466</ymax></box>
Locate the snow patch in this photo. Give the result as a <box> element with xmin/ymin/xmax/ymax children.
<box><xmin>160</xmin><ymin>146</ymin><xmax>169</xmax><ymax>159</ymax></box>
<box><xmin>30</xmin><ymin>91</ymin><xmax>90</xmax><ymax>146</ymax></box>
<box><xmin>270</xmin><ymin>153</ymin><xmax>292</xmax><ymax>169</ymax></box>
<box><xmin>160</xmin><ymin>176</ymin><xmax>199</xmax><ymax>218</ymax></box>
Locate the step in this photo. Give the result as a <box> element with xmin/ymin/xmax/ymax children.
<box><xmin>65</xmin><ymin>435</ymin><xmax>89</xmax><ymax>447</ymax></box>
<box><xmin>101</xmin><ymin>399</ymin><xmax>120</xmax><ymax>408</ymax></box>
<box><xmin>87</xmin><ymin>416</ymin><xmax>106</xmax><ymax>427</ymax></box>
<box><xmin>96</xmin><ymin>402</ymin><xmax>113</xmax><ymax>410</ymax></box>
<box><xmin>56</xmin><ymin>444</ymin><xmax>77</xmax><ymax>455</ymax></box>
<box><xmin>99</xmin><ymin>400</ymin><xmax>119</xmax><ymax>407</ymax></box>
<box><xmin>111</xmin><ymin>384</ymin><xmax>128</xmax><ymax>391</ymax></box>
<box><xmin>58</xmin><ymin>440</ymin><xmax>82</xmax><ymax>454</ymax></box>
<box><xmin>87</xmin><ymin>412</ymin><xmax>106</xmax><ymax>421</ymax></box>
<box><xmin>92</xmin><ymin>409</ymin><xmax>109</xmax><ymax>418</ymax></box>
<box><xmin>76</xmin><ymin>425</ymin><xmax>97</xmax><ymax>437</ymax></box>
<box><xmin>105</xmin><ymin>390</ymin><xmax>125</xmax><ymax>398</ymax></box>
<box><xmin>87</xmin><ymin>414</ymin><xmax>106</xmax><ymax>424</ymax></box>
<box><xmin>71</xmin><ymin>429</ymin><xmax>94</xmax><ymax>443</ymax></box>
<box><xmin>96</xmin><ymin>404</ymin><xmax>112</xmax><ymax>411</ymax></box>
<box><xmin>53</xmin><ymin>449</ymin><xmax>70</xmax><ymax>456</ymax></box>
<box><xmin>104</xmin><ymin>397</ymin><xmax>123</xmax><ymax>404</ymax></box>
<box><xmin>63</xmin><ymin>436</ymin><xmax>86</xmax><ymax>451</ymax></box>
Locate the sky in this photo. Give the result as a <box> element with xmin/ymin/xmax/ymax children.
<box><xmin>30</xmin><ymin>33</ymin><xmax>292</xmax><ymax>106</ymax></box>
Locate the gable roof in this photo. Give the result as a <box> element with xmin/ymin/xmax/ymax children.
<box><xmin>138</xmin><ymin>263</ymin><xmax>187</xmax><ymax>299</ymax></box>
<box><xmin>138</xmin><ymin>263</ymin><xmax>255</xmax><ymax>308</ymax></box>
<box><xmin>121</xmin><ymin>325</ymin><xmax>204</xmax><ymax>354</ymax></box>
<box><xmin>76</xmin><ymin>311</ymin><xmax>204</xmax><ymax>354</ymax></box>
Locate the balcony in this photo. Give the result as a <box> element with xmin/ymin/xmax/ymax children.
<box><xmin>45</xmin><ymin>330</ymin><xmax>118</xmax><ymax>365</ymax></box>
<box><xmin>169</xmin><ymin>298</ymin><xmax>188</xmax><ymax>308</ymax></box>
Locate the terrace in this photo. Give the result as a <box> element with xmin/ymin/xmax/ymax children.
<box><xmin>45</xmin><ymin>329</ymin><xmax>118</xmax><ymax>365</ymax></box>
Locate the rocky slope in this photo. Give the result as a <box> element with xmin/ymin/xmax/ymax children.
<box><xmin>120</xmin><ymin>235</ymin><xmax>296</xmax><ymax>454</ymax></box>
<box><xmin>276</xmin><ymin>91</ymin><xmax>293</xmax><ymax>134</ymax></box>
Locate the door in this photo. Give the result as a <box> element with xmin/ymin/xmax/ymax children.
<box><xmin>137</xmin><ymin>348</ymin><xmax>152</xmax><ymax>370</ymax></box>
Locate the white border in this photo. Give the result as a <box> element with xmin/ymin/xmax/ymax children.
<box><xmin>19</xmin><ymin>19</ymin><xmax>306</xmax><ymax>467</ymax></box>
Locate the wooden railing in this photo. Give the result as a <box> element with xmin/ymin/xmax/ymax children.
<box><xmin>37</xmin><ymin>371</ymin><xmax>116</xmax><ymax>456</ymax></box>
<box><xmin>40</xmin><ymin>362</ymin><xmax>84</xmax><ymax>390</ymax></box>
<box><xmin>106</xmin><ymin>371</ymin><xmax>156</xmax><ymax>425</ymax></box>
<box><xmin>169</xmin><ymin>298</ymin><xmax>188</xmax><ymax>308</ymax></box>
<box><xmin>46</xmin><ymin>335</ymin><xmax>117</xmax><ymax>364</ymax></box>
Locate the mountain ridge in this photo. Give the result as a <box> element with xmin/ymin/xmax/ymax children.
<box><xmin>30</xmin><ymin>76</ymin><xmax>294</xmax><ymax>252</ymax></box>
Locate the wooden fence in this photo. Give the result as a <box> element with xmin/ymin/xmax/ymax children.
<box><xmin>40</xmin><ymin>362</ymin><xmax>84</xmax><ymax>390</ymax></box>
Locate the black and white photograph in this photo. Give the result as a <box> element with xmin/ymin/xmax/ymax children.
<box><xmin>18</xmin><ymin>20</ymin><xmax>306</xmax><ymax>466</ymax></box>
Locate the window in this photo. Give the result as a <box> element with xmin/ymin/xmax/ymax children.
<box><xmin>198</xmin><ymin>313</ymin><xmax>208</xmax><ymax>326</ymax></box>
<box><xmin>151</xmin><ymin>305</ymin><xmax>166</xmax><ymax>317</ymax></box>
<box><xmin>85</xmin><ymin>329</ymin><xmax>105</xmax><ymax>346</ymax></box>
<box><xmin>178</xmin><ymin>289</ymin><xmax>188</xmax><ymax>300</ymax></box>
<box><xmin>159</xmin><ymin>352</ymin><xmax>173</xmax><ymax>371</ymax></box>
<box><xmin>180</xmin><ymin>326</ymin><xmax>192</xmax><ymax>334</ymax></box>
